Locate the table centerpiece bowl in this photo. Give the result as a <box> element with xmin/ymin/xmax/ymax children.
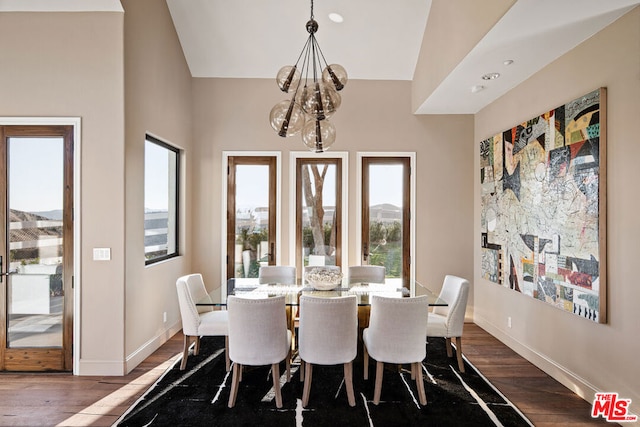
<box><xmin>304</xmin><ymin>267</ymin><xmax>343</xmax><ymax>290</ymax></box>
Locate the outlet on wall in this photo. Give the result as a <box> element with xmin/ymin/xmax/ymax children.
<box><xmin>507</xmin><ymin>316</ymin><xmax>512</xmax><ymax>328</ymax></box>
<box><xmin>163</xmin><ymin>311</ymin><xmax>167</xmax><ymax>323</ymax></box>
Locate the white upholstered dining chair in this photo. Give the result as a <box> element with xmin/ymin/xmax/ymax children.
<box><xmin>347</xmin><ymin>265</ymin><xmax>386</xmax><ymax>284</ymax></box>
<box><xmin>362</xmin><ymin>295</ymin><xmax>429</xmax><ymax>405</ymax></box>
<box><xmin>298</xmin><ymin>295</ymin><xmax>358</xmax><ymax>407</ymax></box>
<box><xmin>258</xmin><ymin>265</ymin><xmax>296</xmax><ymax>284</ymax></box>
<box><xmin>260</xmin><ymin>265</ymin><xmax>298</xmax><ymax>349</ymax></box>
<box><xmin>176</xmin><ymin>274</ymin><xmax>229</xmax><ymax>371</ymax></box>
<box><xmin>427</xmin><ymin>275</ymin><xmax>470</xmax><ymax>372</ymax></box>
<box><xmin>227</xmin><ymin>295</ymin><xmax>292</xmax><ymax>408</ymax></box>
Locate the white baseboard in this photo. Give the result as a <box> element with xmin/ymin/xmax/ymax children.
<box><xmin>124</xmin><ymin>321</ymin><xmax>182</xmax><ymax>374</ymax></box>
<box><xmin>75</xmin><ymin>321</ymin><xmax>181</xmax><ymax>376</ymax></box>
<box><xmin>76</xmin><ymin>359</ymin><xmax>126</xmax><ymax>376</ymax></box>
<box><xmin>474</xmin><ymin>317</ymin><xmax>600</xmax><ymax>405</ymax></box>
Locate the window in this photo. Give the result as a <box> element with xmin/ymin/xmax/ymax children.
<box><xmin>144</xmin><ymin>135</ymin><xmax>179</xmax><ymax>264</ymax></box>
<box><xmin>226</xmin><ymin>156</ymin><xmax>277</xmax><ymax>279</ymax></box>
<box><xmin>361</xmin><ymin>157</ymin><xmax>411</xmax><ymax>284</ymax></box>
<box><xmin>295</xmin><ymin>156</ymin><xmax>344</xmax><ymax>273</ymax></box>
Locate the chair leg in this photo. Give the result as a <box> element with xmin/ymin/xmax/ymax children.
<box><xmin>228</xmin><ymin>363</ymin><xmax>241</xmax><ymax>408</ymax></box>
<box><xmin>414</xmin><ymin>362</ymin><xmax>427</xmax><ymax>405</ymax></box>
<box><xmin>194</xmin><ymin>335</ymin><xmax>201</xmax><ymax>356</ymax></box>
<box><xmin>302</xmin><ymin>362</ymin><xmax>313</xmax><ymax>407</ymax></box>
<box><xmin>344</xmin><ymin>362</ymin><xmax>356</xmax><ymax>407</ymax></box>
<box><xmin>455</xmin><ymin>336</ymin><xmax>465</xmax><ymax>372</ymax></box>
<box><xmin>224</xmin><ymin>336</ymin><xmax>230</xmax><ymax>372</ymax></box>
<box><xmin>285</xmin><ymin>350</ymin><xmax>291</xmax><ymax>382</ymax></box>
<box><xmin>272</xmin><ymin>363</ymin><xmax>283</xmax><ymax>408</ymax></box>
<box><xmin>445</xmin><ymin>337</ymin><xmax>453</xmax><ymax>357</ymax></box>
<box><xmin>373</xmin><ymin>361</ymin><xmax>384</xmax><ymax>405</ymax></box>
<box><xmin>363</xmin><ymin>345</ymin><xmax>369</xmax><ymax>380</ymax></box>
<box><xmin>180</xmin><ymin>335</ymin><xmax>190</xmax><ymax>370</ymax></box>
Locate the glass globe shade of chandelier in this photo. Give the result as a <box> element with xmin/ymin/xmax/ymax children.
<box><xmin>302</xmin><ymin>118</ymin><xmax>336</xmax><ymax>152</ymax></box>
<box><xmin>269</xmin><ymin>99</ymin><xmax>306</xmax><ymax>137</ymax></box>
<box><xmin>269</xmin><ymin>0</ymin><xmax>347</xmax><ymax>153</ymax></box>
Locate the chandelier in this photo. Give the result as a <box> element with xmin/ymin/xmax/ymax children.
<box><xmin>269</xmin><ymin>0</ymin><xmax>348</xmax><ymax>153</ymax></box>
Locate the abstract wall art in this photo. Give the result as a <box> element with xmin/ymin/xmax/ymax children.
<box><xmin>480</xmin><ymin>88</ymin><xmax>606</xmax><ymax>323</ymax></box>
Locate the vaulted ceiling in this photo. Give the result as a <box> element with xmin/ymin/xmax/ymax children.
<box><xmin>166</xmin><ymin>0</ymin><xmax>640</xmax><ymax>114</ymax></box>
<box><xmin>4</xmin><ymin>0</ymin><xmax>639</xmax><ymax>114</ymax></box>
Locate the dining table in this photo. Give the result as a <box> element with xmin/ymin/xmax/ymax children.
<box><xmin>197</xmin><ymin>276</ymin><xmax>447</xmax><ymax>330</ymax></box>
<box><xmin>197</xmin><ymin>277</ymin><xmax>446</xmax><ymax>305</ymax></box>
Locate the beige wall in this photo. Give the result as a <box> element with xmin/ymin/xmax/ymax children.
<box><xmin>0</xmin><ymin>1</ymin><xmax>195</xmax><ymax>375</ymax></box>
<box><xmin>474</xmin><ymin>7</ymin><xmax>640</xmax><ymax>412</ymax></box>
<box><xmin>191</xmin><ymin>78</ymin><xmax>475</xmax><ymax>302</ymax></box>
<box><xmin>121</xmin><ymin>0</ymin><xmax>194</xmax><ymax>370</ymax></box>
<box><xmin>0</xmin><ymin>11</ymin><xmax>126</xmax><ymax>373</ymax></box>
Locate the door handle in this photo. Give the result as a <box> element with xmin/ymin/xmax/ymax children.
<box><xmin>263</xmin><ymin>243</ymin><xmax>275</xmax><ymax>264</ymax></box>
<box><xmin>363</xmin><ymin>242</ymin><xmax>369</xmax><ymax>261</ymax></box>
<box><xmin>0</xmin><ymin>257</ymin><xmax>13</xmax><ymax>282</ymax></box>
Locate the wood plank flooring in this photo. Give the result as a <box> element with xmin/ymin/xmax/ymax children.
<box><xmin>462</xmin><ymin>324</ymin><xmax>614</xmax><ymax>427</ymax></box>
<box><xmin>0</xmin><ymin>323</ymin><xmax>614</xmax><ymax>426</ymax></box>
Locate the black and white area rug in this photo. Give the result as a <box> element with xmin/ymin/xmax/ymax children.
<box><xmin>116</xmin><ymin>336</ymin><xmax>533</xmax><ymax>426</ymax></box>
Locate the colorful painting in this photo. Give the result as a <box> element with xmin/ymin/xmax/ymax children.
<box><xmin>480</xmin><ymin>88</ymin><xmax>606</xmax><ymax>323</ymax></box>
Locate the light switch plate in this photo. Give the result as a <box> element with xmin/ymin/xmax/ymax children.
<box><xmin>93</xmin><ymin>248</ymin><xmax>111</xmax><ymax>261</ymax></box>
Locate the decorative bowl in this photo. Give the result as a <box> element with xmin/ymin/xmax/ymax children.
<box><xmin>304</xmin><ymin>267</ymin><xmax>343</xmax><ymax>290</ymax></box>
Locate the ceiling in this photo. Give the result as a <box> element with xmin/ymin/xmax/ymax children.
<box><xmin>4</xmin><ymin>0</ymin><xmax>639</xmax><ymax>114</ymax></box>
<box><xmin>166</xmin><ymin>0</ymin><xmax>640</xmax><ymax>114</ymax></box>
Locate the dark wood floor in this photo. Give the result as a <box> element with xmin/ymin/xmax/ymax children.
<box><xmin>462</xmin><ymin>324</ymin><xmax>614</xmax><ymax>427</ymax></box>
<box><xmin>0</xmin><ymin>323</ymin><xmax>613</xmax><ymax>426</ymax></box>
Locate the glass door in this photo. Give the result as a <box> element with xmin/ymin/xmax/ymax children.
<box><xmin>296</xmin><ymin>158</ymin><xmax>342</xmax><ymax>273</ymax></box>
<box><xmin>0</xmin><ymin>125</ymin><xmax>74</xmax><ymax>371</ymax></box>
<box><xmin>361</xmin><ymin>157</ymin><xmax>410</xmax><ymax>285</ymax></box>
<box><xmin>226</xmin><ymin>156</ymin><xmax>277</xmax><ymax>279</ymax></box>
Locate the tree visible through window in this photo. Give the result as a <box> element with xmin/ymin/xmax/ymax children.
<box><xmin>296</xmin><ymin>158</ymin><xmax>342</xmax><ymax>271</ymax></box>
<box><xmin>144</xmin><ymin>135</ymin><xmax>179</xmax><ymax>264</ymax></box>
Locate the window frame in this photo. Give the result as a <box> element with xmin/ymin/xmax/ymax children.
<box><xmin>361</xmin><ymin>156</ymin><xmax>411</xmax><ymax>284</ymax></box>
<box><xmin>356</xmin><ymin>152</ymin><xmax>416</xmax><ymax>293</ymax></box>
<box><xmin>225</xmin><ymin>155</ymin><xmax>278</xmax><ymax>280</ymax></box>
<box><xmin>289</xmin><ymin>151</ymin><xmax>349</xmax><ymax>277</ymax></box>
<box><xmin>220</xmin><ymin>151</ymin><xmax>282</xmax><ymax>298</ymax></box>
<box><xmin>144</xmin><ymin>134</ymin><xmax>180</xmax><ymax>265</ymax></box>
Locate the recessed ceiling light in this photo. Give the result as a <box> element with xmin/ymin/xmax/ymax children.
<box><xmin>481</xmin><ymin>72</ymin><xmax>500</xmax><ymax>80</ymax></box>
<box><xmin>471</xmin><ymin>85</ymin><xmax>485</xmax><ymax>93</ymax></box>
<box><xmin>328</xmin><ymin>12</ymin><xmax>344</xmax><ymax>23</ymax></box>
<box><xmin>503</xmin><ymin>59</ymin><xmax>514</xmax><ymax>66</ymax></box>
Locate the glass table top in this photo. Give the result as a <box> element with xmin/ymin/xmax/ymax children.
<box><xmin>197</xmin><ymin>277</ymin><xmax>447</xmax><ymax>307</ymax></box>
